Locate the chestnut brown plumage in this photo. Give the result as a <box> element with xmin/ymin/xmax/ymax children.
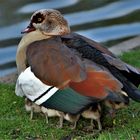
<box><xmin>26</xmin><ymin>37</ymin><xmax>122</xmax><ymax>99</ymax></box>
<box><xmin>16</xmin><ymin>9</ymin><xmax>140</xmax><ymax>131</ymax></box>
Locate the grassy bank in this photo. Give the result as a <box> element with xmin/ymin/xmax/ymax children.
<box><xmin>0</xmin><ymin>49</ymin><xmax>140</xmax><ymax>140</ymax></box>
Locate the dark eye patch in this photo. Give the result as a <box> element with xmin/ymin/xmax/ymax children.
<box><xmin>32</xmin><ymin>13</ymin><xmax>45</xmax><ymax>23</ymax></box>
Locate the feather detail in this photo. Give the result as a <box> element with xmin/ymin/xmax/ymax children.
<box><xmin>15</xmin><ymin>67</ymin><xmax>95</xmax><ymax>114</ymax></box>
<box><xmin>15</xmin><ymin>67</ymin><xmax>58</xmax><ymax>104</ymax></box>
<box><xmin>41</xmin><ymin>87</ymin><xmax>96</xmax><ymax>114</ymax></box>
<box><xmin>69</xmin><ymin>71</ymin><xmax>122</xmax><ymax>99</ymax></box>
<box><xmin>61</xmin><ymin>33</ymin><xmax>140</xmax><ymax>102</ymax></box>
<box><xmin>16</xmin><ymin>30</ymin><xmax>50</xmax><ymax>74</ymax></box>
<box><xmin>26</xmin><ymin>38</ymin><xmax>86</xmax><ymax>88</ymax></box>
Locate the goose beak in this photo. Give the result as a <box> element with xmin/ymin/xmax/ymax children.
<box><xmin>21</xmin><ymin>23</ymin><xmax>35</xmax><ymax>34</ymax></box>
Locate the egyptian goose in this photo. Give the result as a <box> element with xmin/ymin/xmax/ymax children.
<box><xmin>15</xmin><ymin>9</ymin><xmax>140</xmax><ymax>129</ymax></box>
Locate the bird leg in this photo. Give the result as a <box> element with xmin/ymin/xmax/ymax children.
<box><xmin>30</xmin><ymin>107</ymin><xmax>34</xmax><ymax>120</ymax></box>
<box><xmin>90</xmin><ymin>119</ymin><xmax>95</xmax><ymax>127</ymax></box>
<box><xmin>84</xmin><ymin>119</ymin><xmax>102</xmax><ymax>131</ymax></box>
<box><xmin>71</xmin><ymin>121</ymin><xmax>77</xmax><ymax>129</ymax></box>
<box><xmin>96</xmin><ymin>118</ymin><xmax>102</xmax><ymax>131</ymax></box>
<box><xmin>58</xmin><ymin>116</ymin><xmax>64</xmax><ymax>128</ymax></box>
<box><xmin>44</xmin><ymin>112</ymin><xmax>49</xmax><ymax>124</ymax></box>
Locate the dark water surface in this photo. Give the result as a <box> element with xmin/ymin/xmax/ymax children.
<box><xmin>0</xmin><ymin>0</ymin><xmax>140</xmax><ymax>77</ymax></box>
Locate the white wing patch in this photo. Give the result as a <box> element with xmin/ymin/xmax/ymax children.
<box><xmin>15</xmin><ymin>67</ymin><xmax>58</xmax><ymax>105</ymax></box>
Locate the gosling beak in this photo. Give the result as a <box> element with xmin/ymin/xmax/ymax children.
<box><xmin>21</xmin><ymin>23</ymin><xmax>35</xmax><ymax>34</ymax></box>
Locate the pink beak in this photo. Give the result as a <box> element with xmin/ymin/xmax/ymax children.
<box><xmin>21</xmin><ymin>23</ymin><xmax>35</xmax><ymax>34</ymax></box>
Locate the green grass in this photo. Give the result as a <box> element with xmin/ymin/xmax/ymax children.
<box><xmin>0</xmin><ymin>49</ymin><xmax>140</xmax><ymax>140</ymax></box>
<box><xmin>120</xmin><ymin>49</ymin><xmax>140</xmax><ymax>67</ymax></box>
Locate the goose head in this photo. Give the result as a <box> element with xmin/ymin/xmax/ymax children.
<box><xmin>22</xmin><ymin>9</ymin><xmax>70</xmax><ymax>36</ymax></box>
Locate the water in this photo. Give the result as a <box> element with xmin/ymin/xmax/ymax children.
<box><xmin>0</xmin><ymin>0</ymin><xmax>140</xmax><ymax>77</ymax></box>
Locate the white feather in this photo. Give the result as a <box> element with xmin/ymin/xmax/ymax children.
<box><xmin>15</xmin><ymin>67</ymin><xmax>58</xmax><ymax>104</ymax></box>
<box><xmin>15</xmin><ymin>79</ymin><xmax>25</xmax><ymax>97</ymax></box>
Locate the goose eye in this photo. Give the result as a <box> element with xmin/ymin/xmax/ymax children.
<box><xmin>32</xmin><ymin>13</ymin><xmax>44</xmax><ymax>23</ymax></box>
<box><xmin>38</xmin><ymin>18</ymin><xmax>42</xmax><ymax>22</ymax></box>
